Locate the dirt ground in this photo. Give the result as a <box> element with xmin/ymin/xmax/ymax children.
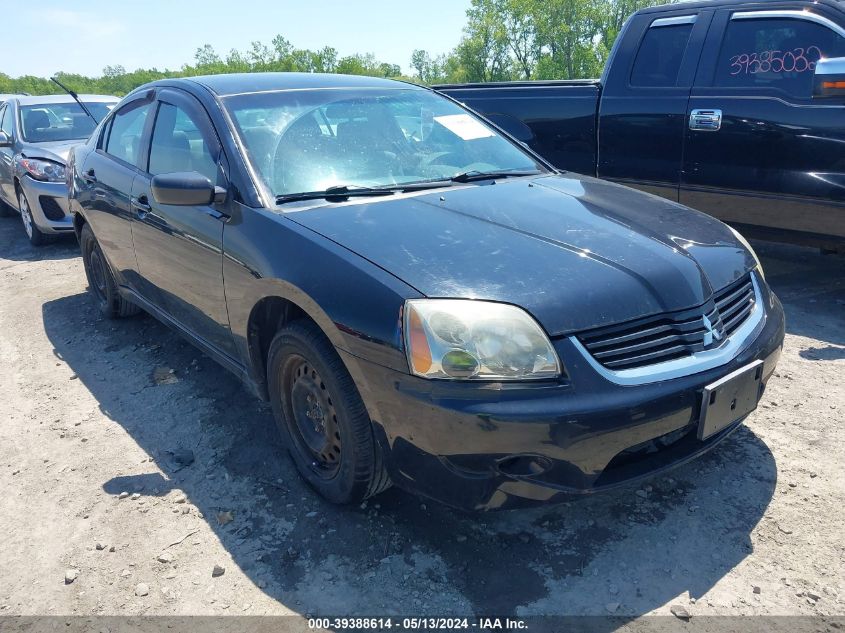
<box><xmin>0</xmin><ymin>214</ymin><xmax>843</xmax><ymax>621</ymax></box>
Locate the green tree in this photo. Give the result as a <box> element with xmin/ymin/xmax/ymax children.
<box><xmin>453</xmin><ymin>1</ymin><xmax>513</xmax><ymax>82</ymax></box>
<box><xmin>0</xmin><ymin>1</ymin><xmax>679</xmax><ymax>97</ymax></box>
<box><xmin>410</xmin><ymin>49</ymin><xmax>448</xmax><ymax>84</ymax></box>
<box><xmin>314</xmin><ymin>47</ymin><xmax>339</xmax><ymax>73</ymax></box>
<box><xmin>194</xmin><ymin>45</ymin><xmax>221</xmax><ymax>68</ymax></box>
<box><xmin>530</xmin><ymin>0</ymin><xmax>605</xmax><ymax>79</ymax></box>
<box><xmin>499</xmin><ymin>0</ymin><xmax>541</xmax><ymax>79</ymax></box>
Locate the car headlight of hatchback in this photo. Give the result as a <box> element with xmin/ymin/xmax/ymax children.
<box><xmin>728</xmin><ymin>225</ymin><xmax>764</xmax><ymax>279</ymax></box>
<box><xmin>18</xmin><ymin>157</ymin><xmax>66</xmax><ymax>183</ymax></box>
<box><xmin>404</xmin><ymin>299</ymin><xmax>561</xmax><ymax>380</ymax></box>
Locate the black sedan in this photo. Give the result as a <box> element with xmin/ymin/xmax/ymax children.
<box><xmin>68</xmin><ymin>73</ymin><xmax>784</xmax><ymax>511</ymax></box>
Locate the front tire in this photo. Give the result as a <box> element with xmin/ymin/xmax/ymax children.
<box><xmin>18</xmin><ymin>190</ymin><xmax>46</xmax><ymax>246</ymax></box>
<box><xmin>268</xmin><ymin>320</ymin><xmax>390</xmax><ymax>504</ymax></box>
<box><xmin>79</xmin><ymin>223</ymin><xmax>141</xmax><ymax>319</ymax></box>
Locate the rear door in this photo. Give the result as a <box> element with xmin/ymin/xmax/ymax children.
<box><xmin>130</xmin><ymin>88</ymin><xmax>235</xmax><ymax>357</ymax></box>
<box><xmin>78</xmin><ymin>96</ymin><xmax>155</xmax><ymax>284</ymax></box>
<box><xmin>598</xmin><ymin>9</ymin><xmax>711</xmax><ymax>200</ymax></box>
<box><xmin>681</xmin><ymin>7</ymin><xmax>845</xmax><ymax>242</ymax></box>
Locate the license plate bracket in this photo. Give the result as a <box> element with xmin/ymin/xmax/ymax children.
<box><xmin>698</xmin><ymin>360</ymin><xmax>764</xmax><ymax>440</ymax></box>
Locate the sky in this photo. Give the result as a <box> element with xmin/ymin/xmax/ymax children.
<box><xmin>5</xmin><ymin>1</ymin><xmax>471</xmax><ymax>78</ymax></box>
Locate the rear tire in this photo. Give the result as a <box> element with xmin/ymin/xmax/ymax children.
<box><xmin>80</xmin><ymin>223</ymin><xmax>141</xmax><ymax>319</ymax></box>
<box><xmin>18</xmin><ymin>190</ymin><xmax>46</xmax><ymax>246</ymax></box>
<box><xmin>267</xmin><ymin>320</ymin><xmax>391</xmax><ymax>504</ymax></box>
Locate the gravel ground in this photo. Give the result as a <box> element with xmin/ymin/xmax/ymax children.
<box><xmin>0</xmin><ymin>215</ymin><xmax>843</xmax><ymax>620</ymax></box>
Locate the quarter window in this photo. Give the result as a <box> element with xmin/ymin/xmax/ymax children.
<box><xmin>104</xmin><ymin>101</ymin><xmax>153</xmax><ymax>167</ymax></box>
<box><xmin>149</xmin><ymin>102</ymin><xmax>218</xmax><ymax>182</ymax></box>
<box><xmin>631</xmin><ymin>22</ymin><xmax>694</xmax><ymax>87</ymax></box>
<box><xmin>715</xmin><ymin>17</ymin><xmax>845</xmax><ymax>97</ymax></box>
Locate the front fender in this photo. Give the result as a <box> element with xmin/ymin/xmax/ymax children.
<box><xmin>222</xmin><ymin>204</ymin><xmax>421</xmax><ymax>404</ymax></box>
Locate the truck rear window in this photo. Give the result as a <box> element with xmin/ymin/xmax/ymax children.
<box><xmin>631</xmin><ymin>23</ymin><xmax>694</xmax><ymax>87</ymax></box>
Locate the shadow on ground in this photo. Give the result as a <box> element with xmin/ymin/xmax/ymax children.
<box><xmin>0</xmin><ymin>215</ymin><xmax>78</xmax><ymax>263</ymax></box>
<box><xmin>35</xmin><ymin>228</ymin><xmax>845</xmax><ymax>621</ymax></box>
<box><xmin>752</xmin><ymin>240</ymin><xmax>845</xmax><ymax>347</ymax></box>
<box><xmin>42</xmin><ymin>284</ymin><xmax>779</xmax><ymax>621</ymax></box>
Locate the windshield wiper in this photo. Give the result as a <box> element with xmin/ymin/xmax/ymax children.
<box><xmin>368</xmin><ymin>172</ymin><xmax>542</xmax><ymax>193</ymax></box>
<box><xmin>275</xmin><ymin>185</ymin><xmax>396</xmax><ymax>204</ymax></box>
<box><xmin>275</xmin><ymin>172</ymin><xmax>542</xmax><ymax>204</ymax></box>
<box><xmin>450</xmin><ymin>169</ymin><xmax>541</xmax><ymax>183</ymax></box>
<box><xmin>381</xmin><ymin>180</ymin><xmax>454</xmax><ymax>192</ymax></box>
<box><xmin>50</xmin><ymin>76</ymin><xmax>100</xmax><ymax>126</ymax></box>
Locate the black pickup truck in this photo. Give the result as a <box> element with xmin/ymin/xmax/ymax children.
<box><xmin>437</xmin><ymin>0</ymin><xmax>845</xmax><ymax>250</ymax></box>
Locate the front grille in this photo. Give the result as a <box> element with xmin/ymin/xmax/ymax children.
<box><xmin>39</xmin><ymin>196</ymin><xmax>65</xmax><ymax>221</ymax></box>
<box><xmin>716</xmin><ymin>274</ymin><xmax>755</xmax><ymax>337</ymax></box>
<box><xmin>578</xmin><ymin>274</ymin><xmax>756</xmax><ymax>371</ymax></box>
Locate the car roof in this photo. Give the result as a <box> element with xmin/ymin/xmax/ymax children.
<box><xmin>636</xmin><ymin>0</ymin><xmax>844</xmax><ymax>13</ymax></box>
<box><xmin>171</xmin><ymin>72</ymin><xmax>423</xmax><ymax>97</ymax></box>
<box><xmin>10</xmin><ymin>94</ymin><xmax>119</xmax><ymax>106</ymax></box>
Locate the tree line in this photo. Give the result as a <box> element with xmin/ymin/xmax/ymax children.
<box><xmin>0</xmin><ymin>0</ymin><xmax>670</xmax><ymax>97</ymax></box>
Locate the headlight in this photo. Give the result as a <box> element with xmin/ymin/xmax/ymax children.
<box><xmin>728</xmin><ymin>225</ymin><xmax>764</xmax><ymax>279</ymax></box>
<box><xmin>404</xmin><ymin>299</ymin><xmax>561</xmax><ymax>380</ymax></box>
<box><xmin>18</xmin><ymin>157</ymin><xmax>66</xmax><ymax>183</ymax></box>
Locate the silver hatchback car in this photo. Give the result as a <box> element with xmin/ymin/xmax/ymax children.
<box><xmin>0</xmin><ymin>94</ymin><xmax>118</xmax><ymax>245</ymax></box>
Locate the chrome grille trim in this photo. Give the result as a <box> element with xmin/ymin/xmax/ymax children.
<box><xmin>579</xmin><ymin>275</ymin><xmax>754</xmax><ymax>371</ymax></box>
<box><xmin>716</xmin><ymin>278</ymin><xmax>755</xmax><ymax>337</ymax></box>
<box><xmin>571</xmin><ymin>273</ymin><xmax>765</xmax><ymax>386</ymax></box>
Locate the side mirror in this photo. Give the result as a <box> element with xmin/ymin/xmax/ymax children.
<box><xmin>0</xmin><ymin>131</ymin><xmax>12</xmax><ymax>147</ymax></box>
<box><xmin>813</xmin><ymin>57</ymin><xmax>845</xmax><ymax>98</ymax></box>
<box><xmin>151</xmin><ymin>171</ymin><xmax>224</xmax><ymax>206</ymax></box>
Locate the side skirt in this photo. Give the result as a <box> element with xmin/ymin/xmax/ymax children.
<box><xmin>117</xmin><ymin>285</ymin><xmax>266</xmax><ymax>400</ymax></box>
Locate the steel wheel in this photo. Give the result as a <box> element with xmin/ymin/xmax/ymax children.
<box><xmin>18</xmin><ymin>190</ymin><xmax>45</xmax><ymax>246</ymax></box>
<box><xmin>268</xmin><ymin>320</ymin><xmax>391</xmax><ymax>504</ymax></box>
<box><xmin>79</xmin><ymin>223</ymin><xmax>141</xmax><ymax>319</ymax></box>
<box><xmin>88</xmin><ymin>247</ymin><xmax>109</xmax><ymax>306</ymax></box>
<box><xmin>19</xmin><ymin>192</ymin><xmax>33</xmax><ymax>239</ymax></box>
<box><xmin>285</xmin><ymin>354</ymin><xmax>343</xmax><ymax>478</ymax></box>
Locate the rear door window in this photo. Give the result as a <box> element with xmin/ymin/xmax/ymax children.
<box><xmin>714</xmin><ymin>16</ymin><xmax>845</xmax><ymax>98</ymax></box>
<box><xmin>631</xmin><ymin>20</ymin><xmax>695</xmax><ymax>87</ymax></box>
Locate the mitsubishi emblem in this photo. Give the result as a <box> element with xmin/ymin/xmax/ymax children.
<box><xmin>702</xmin><ymin>314</ymin><xmax>722</xmax><ymax>347</ymax></box>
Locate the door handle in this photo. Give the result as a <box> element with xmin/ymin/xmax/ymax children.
<box><xmin>689</xmin><ymin>109</ymin><xmax>722</xmax><ymax>132</ymax></box>
<box><xmin>131</xmin><ymin>195</ymin><xmax>151</xmax><ymax>215</ymax></box>
<box><xmin>82</xmin><ymin>168</ymin><xmax>97</xmax><ymax>183</ymax></box>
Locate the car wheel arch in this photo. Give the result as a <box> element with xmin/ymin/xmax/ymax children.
<box><xmin>73</xmin><ymin>212</ymin><xmax>88</xmax><ymax>240</ymax></box>
<box><xmin>246</xmin><ymin>289</ymin><xmax>349</xmax><ymax>399</ymax></box>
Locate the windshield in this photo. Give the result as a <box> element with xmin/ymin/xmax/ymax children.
<box><xmin>223</xmin><ymin>88</ymin><xmax>544</xmax><ymax>198</ymax></box>
<box><xmin>20</xmin><ymin>102</ymin><xmax>116</xmax><ymax>143</ymax></box>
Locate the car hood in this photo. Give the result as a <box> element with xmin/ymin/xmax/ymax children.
<box><xmin>287</xmin><ymin>174</ymin><xmax>757</xmax><ymax>336</ymax></box>
<box><xmin>18</xmin><ymin>140</ymin><xmax>81</xmax><ymax>164</ymax></box>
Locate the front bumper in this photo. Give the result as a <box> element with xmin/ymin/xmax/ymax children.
<box><xmin>345</xmin><ymin>279</ymin><xmax>785</xmax><ymax>511</ymax></box>
<box><xmin>19</xmin><ymin>176</ymin><xmax>72</xmax><ymax>234</ymax></box>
